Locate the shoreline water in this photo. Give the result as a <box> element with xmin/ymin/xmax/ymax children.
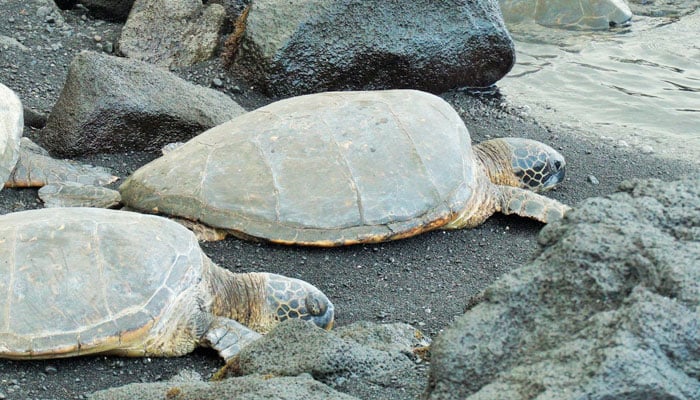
<box><xmin>500</xmin><ymin>9</ymin><xmax>700</xmax><ymax>163</ymax></box>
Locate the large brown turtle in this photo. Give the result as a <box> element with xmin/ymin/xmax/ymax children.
<box><xmin>0</xmin><ymin>208</ymin><xmax>334</xmax><ymax>360</ymax></box>
<box><xmin>120</xmin><ymin>90</ymin><xmax>570</xmax><ymax>246</ymax></box>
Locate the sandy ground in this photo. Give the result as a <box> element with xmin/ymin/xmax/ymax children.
<box><xmin>1</xmin><ymin>3</ymin><xmax>698</xmax><ymax>399</ymax></box>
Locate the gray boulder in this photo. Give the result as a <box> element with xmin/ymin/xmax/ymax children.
<box><xmin>89</xmin><ymin>373</ymin><xmax>356</xmax><ymax>400</ymax></box>
<box><xmin>227</xmin><ymin>320</ymin><xmax>429</xmax><ymax>399</ymax></box>
<box><xmin>0</xmin><ymin>83</ymin><xmax>23</xmax><ymax>192</ymax></box>
<box><xmin>334</xmin><ymin>320</ymin><xmax>432</xmax><ymax>355</ymax></box>
<box><xmin>231</xmin><ymin>0</ymin><xmax>514</xmax><ymax>96</ymax></box>
<box><xmin>89</xmin><ymin>320</ymin><xmax>429</xmax><ymax>399</ymax></box>
<box><xmin>119</xmin><ymin>0</ymin><xmax>226</xmax><ymax>68</ymax></box>
<box><xmin>41</xmin><ymin>51</ymin><xmax>244</xmax><ymax>156</ymax></box>
<box><xmin>78</xmin><ymin>0</ymin><xmax>135</xmax><ymax>21</ymax></box>
<box><xmin>427</xmin><ymin>177</ymin><xmax>700</xmax><ymax>399</ymax></box>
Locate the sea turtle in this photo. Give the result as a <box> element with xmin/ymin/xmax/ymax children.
<box><xmin>0</xmin><ymin>82</ymin><xmax>22</xmax><ymax>189</ymax></box>
<box><xmin>5</xmin><ymin>137</ymin><xmax>118</xmax><ymax>189</ymax></box>
<box><xmin>1</xmin><ymin>82</ymin><xmax>117</xmax><ymax>191</ymax></box>
<box><xmin>499</xmin><ymin>0</ymin><xmax>633</xmax><ymax>29</ymax></box>
<box><xmin>38</xmin><ymin>181</ymin><xmax>122</xmax><ymax>208</ymax></box>
<box><xmin>120</xmin><ymin>89</ymin><xmax>570</xmax><ymax>247</ymax></box>
<box><xmin>0</xmin><ymin>208</ymin><xmax>334</xmax><ymax>360</ymax></box>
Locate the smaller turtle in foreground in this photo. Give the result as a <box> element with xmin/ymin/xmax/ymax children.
<box><xmin>0</xmin><ymin>208</ymin><xmax>334</xmax><ymax>360</ymax></box>
<box><xmin>120</xmin><ymin>90</ymin><xmax>571</xmax><ymax>246</ymax></box>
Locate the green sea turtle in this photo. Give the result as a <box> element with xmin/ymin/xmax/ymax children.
<box><xmin>120</xmin><ymin>90</ymin><xmax>570</xmax><ymax>247</ymax></box>
<box><xmin>499</xmin><ymin>0</ymin><xmax>633</xmax><ymax>29</ymax></box>
<box><xmin>1</xmin><ymin>82</ymin><xmax>118</xmax><ymax>206</ymax></box>
<box><xmin>0</xmin><ymin>208</ymin><xmax>334</xmax><ymax>360</ymax></box>
<box><xmin>5</xmin><ymin>137</ymin><xmax>118</xmax><ymax>189</ymax></box>
<box><xmin>0</xmin><ymin>82</ymin><xmax>22</xmax><ymax>190</ymax></box>
<box><xmin>38</xmin><ymin>181</ymin><xmax>122</xmax><ymax>208</ymax></box>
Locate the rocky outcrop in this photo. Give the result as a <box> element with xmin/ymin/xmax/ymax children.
<box><xmin>41</xmin><ymin>51</ymin><xmax>244</xmax><ymax>156</ymax></box>
<box><xmin>0</xmin><ymin>83</ymin><xmax>23</xmax><ymax>191</ymax></box>
<box><xmin>119</xmin><ymin>0</ymin><xmax>226</xmax><ymax>68</ymax></box>
<box><xmin>225</xmin><ymin>320</ymin><xmax>429</xmax><ymax>398</ymax></box>
<box><xmin>78</xmin><ymin>0</ymin><xmax>135</xmax><ymax>21</ymax></box>
<box><xmin>230</xmin><ymin>0</ymin><xmax>514</xmax><ymax>96</ymax></box>
<box><xmin>90</xmin><ymin>320</ymin><xmax>430</xmax><ymax>400</ymax></box>
<box><xmin>427</xmin><ymin>178</ymin><xmax>700</xmax><ymax>399</ymax></box>
<box><xmin>90</xmin><ymin>373</ymin><xmax>356</xmax><ymax>400</ymax></box>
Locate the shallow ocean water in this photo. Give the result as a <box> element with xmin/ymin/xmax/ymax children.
<box><xmin>499</xmin><ymin>2</ymin><xmax>699</xmax><ymax>162</ymax></box>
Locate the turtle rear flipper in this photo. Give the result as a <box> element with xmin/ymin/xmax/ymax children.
<box><xmin>38</xmin><ymin>182</ymin><xmax>121</xmax><ymax>208</ymax></box>
<box><xmin>5</xmin><ymin>138</ymin><xmax>118</xmax><ymax>188</ymax></box>
<box><xmin>497</xmin><ymin>186</ymin><xmax>571</xmax><ymax>224</ymax></box>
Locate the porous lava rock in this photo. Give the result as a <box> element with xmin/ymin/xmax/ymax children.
<box><xmin>427</xmin><ymin>177</ymin><xmax>700</xmax><ymax>399</ymax></box>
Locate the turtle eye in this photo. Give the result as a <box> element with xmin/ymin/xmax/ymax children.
<box><xmin>305</xmin><ymin>294</ymin><xmax>326</xmax><ymax>316</ymax></box>
<box><xmin>553</xmin><ymin>160</ymin><xmax>562</xmax><ymax>171</ymax></box>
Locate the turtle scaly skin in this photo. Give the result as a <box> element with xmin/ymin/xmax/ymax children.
<box><xmin>446</xmin><ymin>137</ymin><xmax>569</xmax><ymax>229</ymax></box>
<box><xmin>473</xmin><ymin>138</ymin><xmax>566</xmax><ymax>192</ymax></box>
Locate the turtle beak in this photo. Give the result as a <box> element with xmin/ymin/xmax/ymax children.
<box><xmin>543</xmin><ymin>158</ymin><xmax>566</xmax><ymax>190</ymax></box>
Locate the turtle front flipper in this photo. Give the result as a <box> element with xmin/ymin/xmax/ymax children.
<box><xmin>5</xmin><ymin>138</ymin><xmax>118</xmax><ymax>188</ymax></box>
<box><xmin>204</xmin><ymin>317</ymin><xmax>263</xmax><ymax>361</ymax></box>
<box><xmin>496</xmin><ymin>186</ymin><xmax>571</xmax><ymax>223</ymax></box>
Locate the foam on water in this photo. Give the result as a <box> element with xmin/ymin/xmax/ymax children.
<box><xmin>499</xmin><ymin>6</ymin><xmax>699</xmax><ymax>163</ymax></box>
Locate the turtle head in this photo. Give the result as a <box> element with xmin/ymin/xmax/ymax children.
<box><xmin>264</xmin><ymin>273</ymin><xmax>335</xmax><ymax>330</ymax></box>
<box><xmin>474</xmin><ymin>137</ymin><xmax>566</xmax><ymax>193</ymax></box>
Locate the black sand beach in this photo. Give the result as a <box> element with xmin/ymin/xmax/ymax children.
<box><xmin>1</xmin><ymin>3</ymin><xmax>697</xmax><ymax>399</ymax></box>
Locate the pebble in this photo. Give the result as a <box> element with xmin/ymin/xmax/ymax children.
<box><xmin>36</xmin><ymin>6</ymin><xmax>52</xmax><ymax>18</ymax></box>
<box><xmin>587</xmin><ymin>175</ymin><xmax>600</xmax><ymax>185</ymax></box>
<box><xmin>211</xmin><ymin>78</ymin><xmax>223</xmax><ymax>87</ymax></box>
<box><xmin>640</xmin><ymin>145</ymin><xmax>654</xmax><ymax>154</ymax></box>
<box><xmin>44</xmin><ymin>365</ymin><xmax>58</xmax><ymax>375</ymax></box>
